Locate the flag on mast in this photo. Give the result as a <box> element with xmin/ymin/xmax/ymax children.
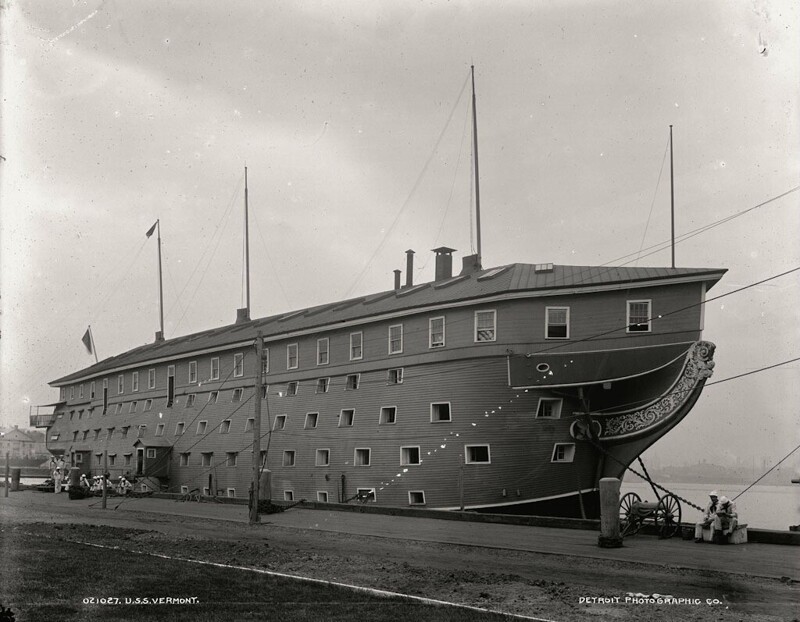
<box><xmin>146</xmin><ymin>220</ymin><xmax>158</xmax><ymax>238</ymax></box>
<box><xmin>81</xmin><ymin>327</ymin><xmax>93</xmax><ymax>355</ymax></box>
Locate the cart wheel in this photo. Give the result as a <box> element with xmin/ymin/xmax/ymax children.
<box><xmin>656</xmin><ymin>493</ymin><xmax>682</xmax><ymax>539</ymax></box>
<box><xmin>619</xmin><ymin>492</ymin><xmax>641</xmax><ymax>537</ymax></box>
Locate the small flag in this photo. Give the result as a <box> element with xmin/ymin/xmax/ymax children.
<box><xmin>81</xmin><ymin>328</ymin><xmax>93</xmax><ymax>355</ymax></box>
<box><xmin>146</xmin><ymin>220</ymin><xmax>158</xmax><ymax>238</ymax></box>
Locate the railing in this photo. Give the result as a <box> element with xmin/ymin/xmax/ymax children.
<box><xmin>30</xmin><ymin>413</ymin><xmax>57</xmax><ymax>428</ymax></box>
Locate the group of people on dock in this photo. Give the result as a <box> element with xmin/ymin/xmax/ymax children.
<box><xmin>694</xmin><ymin>490</ymin><xmax>738</xmax><ymax>543</ymax></box>
<box><xmin>49</xmin><ymin>456</ymin><xmax>134</xmax><ymax>496</ymax></box>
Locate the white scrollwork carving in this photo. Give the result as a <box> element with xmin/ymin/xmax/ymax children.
<box><xmin>601</xmin><ymin>341</ymin><xmax>716</xmax><ymax>438</ymax></box>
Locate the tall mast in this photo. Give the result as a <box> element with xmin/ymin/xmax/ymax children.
<box><xmin>157</xmin><ymin>220</ymin><xmax>165</xmax><ymax>340</ymax></box>
<box><xmin>471</xmin><ymin>65</ymin><xmax>483</xmax><ymax>269</ymax></box>
<box><xmin>669</xmin><ymin>125</ymin><xmax>675</xmax><ymax>268</ymax></box>
<box><xmin>244</xmin><ymin>166</ymin><xmax>251</xmax><ymax>314</ymax></box>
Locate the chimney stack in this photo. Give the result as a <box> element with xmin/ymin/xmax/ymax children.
<box><xmin>393</xmin><ymin>269</ymin><xmax>402</xmax><ymax>290</ymax></box>
<box><xmin>155</xmin><ymin>330</ymin><xmax>165</xmax><ymax>342</ymax></box>
<box><xmin>405</xmin><ymin>250</ymin><xmax>415</xmax><ymax>288</ymax></box>
<box><xmin>235</xmin><ymin>307</ymin><xmax>250</xmax><ymax>324</ymax></box>
<box><xmin>432</xmin><ymin>247</ymin><xmax>456</xmax><ymax>281</ymax></box>
<box><xmin>460</xmin><ymin>253</ymin><xmax>482</xmax><ymax>276</ymax></box>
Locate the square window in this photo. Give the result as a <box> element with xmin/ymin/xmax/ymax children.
<box><xmin>317</xmin><ymin>491</ymin><xmax>329</xmax><ymax>503</ymax></box>
<box><xmin>465</xmin><ymin>445</ymin><xmax>491</xmax><ymax>464</ymax></box>
<box><xmin>339</xmin><ymin>409</ymin><xmax>354</xmax><ymax>427</ymax></box>
<box><xmin>350</xmin><ymin>332</ymin><xmax>363</xmax><ymax>361</ymax></box>
<box><xmin>316</xmin><ymin>378</ymin><xmax>330</xmax><ymax>394</ymax></box>
<box><xmin>175</xmin><ymin>422</ymin><xmax>185</xmax><ymax>436</ymax></box>
<box><xmin>148</xmin><ymin>369</ymin><xmax>156</xmax><ymax>389</ymax></box>
<box><xmin>536</xmin><ymin>398</ymin><xmax>562</xmax><ymax>419</ymax></box>
<box><xmin>315</xmin><ymin>449</ymin><xmax>330</xmax><ymax>466</ymax></box>
<box><xmin>345</xmin><ymin>374</ymin><xmax>360</xmax><ymax>390</ymax></box>
<box><xmin>388</xmin><ymin>324</ymin><xmax>403</xmax><ymax>354</ymax></box>
<box><xmin>283</xmin><ymin>450</ymin><xmax>296</xmax><ymax>467</ymax></box>
<box><xmin>227</xmin><ymin>488</ymin><xmax>236</xmax><ymax>498</ymax></box>
<box><xmin>234</xmin><ymin>353</ymin><xmax>244</xmax><ymax>377</ymax></box>
<box><xmin>287</xmin><ymin>344</ymin><xmax>299</xmax><ymax>370</ymax></box>
<box><xmin>400</xmin><ymin>446</ymin><xmax>420</xmax><ymax>465</ymax></box>
<box><xmin>429</xmin><ymin>317</ymin><xmax>445</xmax><ymax>348</ymax></box>
<box><xmin>380</xmin><ymin>406</ymin><xmax>397</xmax><ymax>425</ymax></box>
<box><xmin>354</xmin><ymin>448</ymin><xmax>371</xmax><ymax>466</ymax></box>
<box><xmin>627</xmin><ymin>300</ymin><xmax>652</xmax><ymax>333</ymax></box>
<box><xmin>317</xmin><ymin>338</ymin><xmax>329</xmax><ymax>365</ymax></box>
<box><xmin>232</xmin><ymin>388</ymin><xmax>243</xmax><ymax>402</ymax></box>
<box><xmin>210</xmin><ymin>357</ymin><xmax>220</xmax><ymax>380</ymax></box>
<box><xmin>201</xmin><ymin>452</ymin><xmax>213</xmax><ymax>467</ymax></box>
<box><xmin>431</xmin><ymin>402</ymin><xmax>451</xmax><ymax>422</ymax></box>
<box><xmin>185</xmin><ymin>394</ymin><xmax>196</xmax><ymax>408</ymax></box>
<box><xmin>305</xmin><ymin>412</ymin><xmax>319</xmax><ymax>429</ymax></box>
<box><xmin>189</xmin><ymin>361</ymin><xmax>197</xmax><ymax>384</ymax></box>
<box><xmin>388</xmin><ymin>368</ymin><xmax>403</xmax><ymax>384</ymax></box>
<box><xmin>286</xmin><ymin>382</ymin><xmax>298</xmax><ymax>397</ymax></box>
<box><xmin>179</xmin><ymin>453</ymin><xmax>190</xmax><ymax>467</ymax></box>
<box><xmin>208</xmin><ymin>391</ymin><xmax>219</xmax><ymax>404</ymax></box>
<box><xmin>220</xmin><ymin>420</ymin><xmax>231</xmax><ymax>434</ymax></box>
<box><xmin>146</xmin><ymin>448</ymin><xmax>156</xmax><ymax>459</ymax></box>
<box><xmin>475</xmin><ymin>310</ymin><xmax>496</xmax><ymax>342</ymax></box>
<box><xmin>284</xmin><ymin>490</ymin><xmax>294</xmax><ymax>501</ymax></box>
<box><xmin>356</xmin><ymin>488</ymin><xmax>375</xmax><ymax>502</ymax></box>
<box><xmin>545</xmin><ymin>307</ymin><xmax>570</xmax><ymax>339</ymax></box>
<box><xmin>155</xmin><ymin>423</ymin><xmax>165</xmax><ymax>436</ymax></box>
<box><xmin>226</xmin><ymin>452</ymin><xmax>238</xmax><ymax>467</ymax></box>
<box><xmin>274</xmin><ymin>415</ymin><xmax>287</xmax><ymax>431</ymax></box>
<box><xmin>180</xmin><ymin>485</ymin><xmax>189</xmax><ymax>494</ymax></box>
<box><xmin>197</xmin><ymin>421</ymin><xmax>208</xmax><ymax>435</ymax></box>
<box><xmin>552</xmin><ymin>443</ymin><xmax>576</xmax><ymax>463</ymax></box>
<box><xmin>409</xmin><ymin>491</ymin><xmax>426</xmax><ymax>505</ymax></box>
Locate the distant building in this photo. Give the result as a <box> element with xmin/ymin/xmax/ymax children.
<box><xmin>0</xmin><ymin>425</ymin><xmax>48</xmax><ymax>459</ymax></box>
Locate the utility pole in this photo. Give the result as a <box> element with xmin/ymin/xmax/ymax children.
<box><xmin>250</xmin><ymin>332</ymin><xmax>263</xmax><ymax>524</ymax></box>
<box><xmin>102</xmin><ymin>450</ymin><xmax>108</xmax><ymax>509</ymax></box>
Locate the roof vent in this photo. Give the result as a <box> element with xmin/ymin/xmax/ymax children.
<box><xmin>235</xmin><ymin>307</ymin><xmax>250</xmax><ymax>324</ymax></box>
<box><xmin>534</xmin><ymin>263</ymin><xmax>554</xmax><ymax>273</ymax></box>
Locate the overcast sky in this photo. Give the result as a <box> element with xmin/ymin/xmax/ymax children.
<box><xmin>1</xmin><ymin>1</ymin><xmax>798</xmax><ymax>472</ymax></box>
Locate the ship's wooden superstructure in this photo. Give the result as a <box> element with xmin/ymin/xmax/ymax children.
<box><xmin>37</xmin><ymin>253</ymin><xmax>724</xmax><ymax>517</ymax></box>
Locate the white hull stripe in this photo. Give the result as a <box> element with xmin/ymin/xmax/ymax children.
<box><xmin>438</xmin><ymin>487</ymin><xmax>598</xmax><ymax>511</ymax></box>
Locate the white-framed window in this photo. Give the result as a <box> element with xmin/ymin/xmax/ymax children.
<box><xmin>315</xmin><ymin>448</ymin><xmax>330</xmax><ymax>467</ymax></box>
<box><xmin>287</xmin><ymin>343</ymin><xmax>299</xmax><ymax>370</ymax></box>
<box><xmin>210</xmin><ymin>357</ymin><xmax>220</xmax><ymax>380</ymax></box>
<box><xmin>339</xmin><ymin>409</ymin><xmax>354</xmax><ymax>427</ymax></box>
<box><xmin>118</xmin><ymin>375</ymin><xmax>124</xmax><ymax>394</ymax></box>
<box><xmin>317</xmin><ymin>491</ymin><xmax>329</xmax><ymax>503</ymax></box>
<box><xmin>552</xmin><ymin>443</ymin><xmax>576</xmax><ymax>463</ymax></box>
<box><xmin>132</xmin><ymin>372</ymin><xmax>139</xmax><ymax>392</ymax></box>
<box><xmin>185</xmin><ymin>394</ymin><xmax>196</xmax><ymax>408</ymax></box>
<box><xmin>350</xmin><ymin>332</ymin><xmax>363</xmax><ymax>361</ymax></box>
<box><xmin>189</xmin><ymin>361</ymin><xmax>197</xmax><ymax>384</ymax></box>
<box><xmin>201</xmin><ymin>452</ymin><xmax>213</xmax><ymax>467</ymax></box>
<box><xmin>129</xmin><ymin>401</ymin><xmax>137</xmax><ymax>413</ymax></box>
<box><xmin>545</xmin><ymin>306</ymin><xmax>570</xmax><ymax>339</ymax></box>
<box><xmin>244</xmin><ymin>418</ymin><xmax>254</xmax><ymax>432</ymax></box>
<box><xmin>283</xmin><ymin>450</ymin><xmax>296</xmax><ymax>467</ymax></box>
<box><xmin>146</xmin><ymin>448</ymin><xmax>157</xmax><ymax>459</ymax></box>
<box><xmin>354</xmin><ymin>448</ymin><xmax>371</xmax><ymax>466</ymax></box>
<box><xmin>148</xmin><ymin>369</ymin><xmax>156</xmax><ymax>389</ymax></box>
<box><xmin>465</xmin><ymin>444</ymin><xmax>491</xmax><ymax>464</ymax></box>
<box><xmin>208</xmin><ymin>391</ymin><xmax>219</xmax><ymax>404</ymax></box>
<box><xmin>388</xmin><ymin>324</ymin><xmax>403</xmax><ymax>354</ymax></box>
<box><xmin>233</xmin><ymin>353</ymin><xmax>244</xmax><ymax>377</ymax></box>
<box><xmin>627</xmin><ymin>300</ymin><xmax>652</xmax><ymax>333</ymax></box>
<box><xmin>180</xmin><ymin>485</ymin><xmax>189</xmax><ymax>494</ymax></box>
<box><xmin>155</xmin><ymin>423</ymin><xmax>165</xmax><ymax>437</ymax></box>
<box><xmin>345</xmin><ymin>374</ymin><xmax>360</xmax><ymax>390</ymax></box>
<box><xmin>262</xmin><ymin>348</ymin><xmax>270</xmax><ymax>375</ymax></box>
<box><xmin>274</xmin><ymin>415</ymin><xmax>287</xmax><ymax>431</ymax></box>
<box><xmin>226</xmin><ymin>452</ymin><xmax>238</xmax><ymax>467</ymax></box>
<box><xmin>400</xmin><ymin>446</ymin><xmax>420</xmax><ymax>465</ymax></box>
<box><xmin>356</xmin><ymin>488</ymin><xmax>376</xmax><ymax>502</ymax></box>
<box><xmin>475</xmin><ymin>310</ymin><xmax>496</xmax><ymax>342</ymax></box>
<box><xmin>144</xmin><ymin>399</ymin><xmax>153</xmax><ymax>411</ymax></box>
<box><xmin>175</xmin><ymin>422</ymin><xmax>185</xmax><ymax>436</ymax></box>
<box><xmin>197</xmin><ymin>420</ymin><xmax>208</xmax><ymax>435</ymax></box>
<box><xmin>305</xmin><ymin>412</ymin><xmax>319</xmax><ymax>429</ymax></box>
<box><xmin>226</xmin><ymin>488</ymin><xmax>236</xmax><ymax>498</ymax></box>
<box><xmin>429</xmin><ymin>316</ymin><xmax>445</xmax><ymax>348</ymax></box>
<box><xmin>536</xmin><ymin>398</ymin><xmax>562</xmax><ymax>419</ymax></box>
<box><xmin>387</xmin><ymin>368</ymin><xmax>403</xmax><ymax>384</ymax></box>
<box><xmin>284</xmin><ymin>490</ymin><xmax>294</xmax><ymax>501</ymax></box>
<box><xmin>135</xmin><ymin>425</ymin><xmax>145</xmax><ymax>438</ymax></box>
<box><xmin>202</xmin><ymin>487</ymin><xmax>211</xmax><ymax>496</ymax></box>
<box><xmin>430</xmin><ymin>402</ymin><xmax>452</xmax><ymax>423</ymax></box>
<box><xmin>317</xmin><ymin>338</ymin><xmax>329</xmax><ymax>366</ymax></box>
<box><xmin>60</xmin><ymin>387</ymin><xmax>66</xmax><ymax>401</ymax></box>
<box><xmin>286</xmin><ymin>382</ymin><xmax>298</xmax><ymax>397</ymax></box>
<box><xmin>108</xmin><ymin>454</ymin><xmax>117</xmax><ymax>467</ymax></box>
<box><xmin>123</xmin><ymin>453</ymin><xmax>131</xmax><ymax>466</ymax></box>
<box><xmin>380</xmin><ymin>406</ymin><xmax>397</xmax><ymax>425</ymax></box>
<box><xmin>220</xmin><ymin>419</ymin><xmax>231</xmax><ymax>434</ymax></box>
<box><xmin>90</xmin><ymin>381</ymin><xmax>96</xmax><ymax>399</ymax></box>
<box><xmin>408</xmin><ymin>491</ymin><xmax>426</xmax><ymax>505</ymax></box>
<box><xmin>316</xmin><ymin>378</ymin><xmax>330</xmax><ymax>394</ymax></box>
<box><xmin>232</xmin><ymin>388</ymin><xmax>243</xmax><ymax>402</ymax></box>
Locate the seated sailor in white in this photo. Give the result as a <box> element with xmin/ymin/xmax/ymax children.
<box><xmin>694</xmin><ymin>490</ymin><xmax>719</xmax><ymax>543</ymax></box>
<box><xmin>714</xmin><ymin>495</ymin><xmax>738</xmax><ymax>538</ymax></box>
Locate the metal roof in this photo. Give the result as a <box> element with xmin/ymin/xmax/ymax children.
<box><xmin>50</xmin><ymin>262</ymin><xmax>725</xmax><ymax>386</ymax></box>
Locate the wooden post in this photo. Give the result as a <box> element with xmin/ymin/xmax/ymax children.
<box><xmin>598</xmin><ymin>477</ymin><xmax>623</xmax><ymax>548</ymax></box>
<box><xmin>250</xmin><ymin>332</ymin><xmax>263</xmax><ymax>524</ymax></box>
<box><xmin>102</xmin><ymin>451</ymin><xmax>108</xmax><ymax>509</ymax></box>
<box><xmin>3</xmin><ymin>452</ymin><xmax>8</xmax><ymax>498</ymax></box>
<box><xmin>459</xmin><ymin>453</ymin><xmax>464</xmax><ymax>511</ymax></box>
